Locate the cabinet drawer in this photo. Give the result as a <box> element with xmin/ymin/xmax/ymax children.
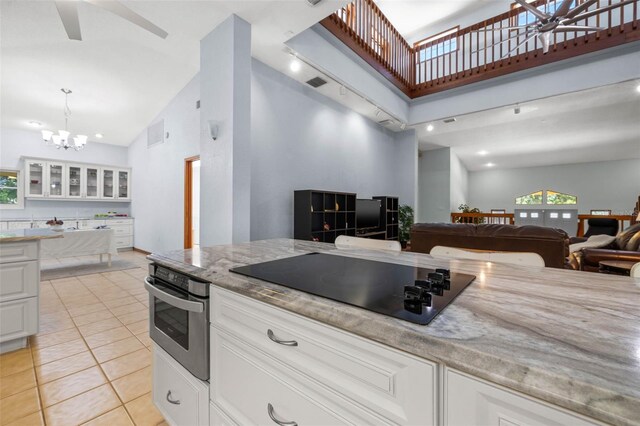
<box><xmin>106</xmin><ymin>219</ymin><xmax>133</xmax><ymax>226</ymax></box>
<box><xmin>0</xmin><ymin>297</ymin><xmax>38</xmax><ymax>342</ymax></box>
<box><xmin>153</xmin><ymin>344</ymin><xmax>208</xmax><ymax>426</ymax></box>
<box><xmin>445</xmin><ymin>369</ymin><xmax>600</xmax><ymax>426</ymax></box>
<box><xmin>211</xmin><ymin>288</ymin><xmax>436</xmax><ymax>425</ymax></box>
<box><xmin>0</xmin><ymin>241</ymin><xmax>39</xmax><ymax>263</ymax></box>
<box><xmin>210</xmin><ymin>402</ymin><xmax>237</xmax><ymax>426</ymax></box>
<box><xmin>115</xmin><ymin>236</ymin><xmax>133</xmax><ymax>248</ymax></box>
<box><xmin>211</xmin><ymin>327</ymin><xmax>382</xmax><ymax>426</ymax></box>
<box><xmin>108</xmin><ymin>225</ymin><xmax>132</xmax><ymax>236</ymax></box>
<box><xmin>0</xmin><ymin>260</ymin><xmax>39</xmax><ymax>301</ymax></box>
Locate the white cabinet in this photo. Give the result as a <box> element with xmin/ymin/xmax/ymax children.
<box><xmin>0</xmin><ymin>240</ymin><xmax>40</xmax><ymax>354</ymax></box>
<box><xmin>23</xmin><ymin>158</ymin><xmax>131</xmax><ymax>202</ymax></box>
<box><xmin>153</xmin><ymin>344</ymin><xmax>209</xmax><ymax>426</ymax></box>
<box><xmin>444</xmin><ymin>369</ymin><xmax>600</xmax><ymax>426</ymax></box>
<box><xmin>210</xmin><ymin>288</ymin><xmax>438</xmax><ymax>426</ymax></box>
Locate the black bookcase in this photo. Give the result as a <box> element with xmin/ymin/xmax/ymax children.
<box><xmin>294</xmin><ymin>190</ymin><xmax>357</xmax><ymax>244</ymax></box>
<box><xmin>373</xmin><ymin>196</ymin><xmax>399</xmax><ymax>241</ymax></box>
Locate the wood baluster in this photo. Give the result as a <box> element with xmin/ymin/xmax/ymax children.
<box><xmin>483</xmin><ymin>20</ymin><xmax>487</xmax><ymax>70</ymax></box>
<box><xmin>620</xmin><ymin>0</ymin><xmax>624</xmax><ymax>32</ymax></box>
<box><xmin>633</xmin><ymin>0</ymin><xmax>637</xmax><ymax>29</ymax></box>
<box><xmin>608</xmin><ymin>0</ymin><xmax>613</xmax><ymax>36</ymax></box>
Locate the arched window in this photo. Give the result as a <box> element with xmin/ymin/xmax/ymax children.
<box><xmin>546</xmin><ymin>190</ymin><xmax>577</xmax><ymax>205</ymax></box>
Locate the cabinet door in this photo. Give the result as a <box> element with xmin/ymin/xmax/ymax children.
<box><xmin>0</xmin><ymin>297</ymin><xmax>38</xmax><ymax>342</ymax></box>
<box><xmin>85</xmin><ymin>166</ymin><xmax>100</xmax><ymax>199</ymax></box>
<box><xmin>101</xmin><ymin>168</ymin><xmax>115</xmax><ymax>199</ymax></box>
<box><xmin>25</xmin><ymin>160</ymin><xmax>46</xmax><ymax>197</ymax></box>
<box><xmin>445</xmin><ymin>369</ymin><xmax>599</xmax><ymax>426</ymax></box>
<box><xmin>67</xmin><ymin>164</ymin><xmax>83</xmax><ymax>198</ymax></box>
<box><xmin>117</xmin><ymin>170</ymin><xmax>130</xmax><ymax>200</ymax></box>
<box><xmin>47</xmin><ymin>162</ymin><xmax>65</xmax><ymax>198</ymax></box>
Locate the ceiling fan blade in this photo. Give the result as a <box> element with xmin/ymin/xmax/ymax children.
<box><xmin>554</xmin><ymin>25</ymin><xmax>605</xmax><ymax>32</ymax></box>
<box><xmin>551</xmin><ymin>0</ymin><xmax>574</xmax><ymax>19</ymax></box>
<box><xmin>84</xmin><ymin>0</ymin><xmax>168</xmax><ymax>39</ymax></box>
<box><xmin>538</xmin><ymin>32</ymin><xmax>551</xmax><ymax>53</ymax></box>
<box><xmin>563</xmin><ymin>0</ymin><xmax>636</xmax><ymax>25</ymax></box>
<box><xmin>563</xmin><ymin>0</ymin><xmax>599</xmax><ymax>19</ymax></box>
<box><xmin>514</xmin><ymin>0</ymin><xmax>550</xmax><ymax>20</ymax></box>
<box><xmin>55</xmin><ymin>1</ymin><xmax>82</xmax><ymax>40</ymax></box>
<box><xmin>502</xmin><ymin>32</ymin><xmax>537</xmax><ymax>59</ymax></box>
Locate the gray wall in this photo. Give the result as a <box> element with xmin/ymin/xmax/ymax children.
<box><xmin>128</xmin><ymin>75</ymin><xmax>200</xmax><ymax>253</ymax></box>
<box><xmin>468</xmin><ymin>158</ymin><xmax>640</xmax><ymax>215</ymax></box>
<box><xmin>0</xmin><ymin>128</ymin><xmax>130</xmax><ymax>219</ymax></box>
<box><xmin>250</xmin><ymin>59</ymin><xmax>417</xmax><ymax>241</ymax></box>
<box><xmin>449</xmin><ymin>150</ymin><xmax>469</xmax><ymax>212</ymax></box>
<box><xmin>417</xmin><ymin>147</ymin><xmax>451</xmax><ymax>223</ymax></box>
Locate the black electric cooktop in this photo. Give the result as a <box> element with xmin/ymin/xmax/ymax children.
<box><xmin>230</xmin><ymin>253</ymin><xmax>475</xmax><ymax>325</ymax></box>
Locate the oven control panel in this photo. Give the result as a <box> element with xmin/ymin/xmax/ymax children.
<box><xmin>150</xmin><ymin>264</ymin><xmax>210</xmax><ymax>297</ymax></box>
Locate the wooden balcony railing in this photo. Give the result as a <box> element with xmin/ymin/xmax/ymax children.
<box><xmin>321</xmin><ymin>0</ymin><xmax>640</xmax><ymax>98</ymax></box>
<box><xmin>451</xmin><ymin>212</ymin><xmax>515</xmax><ymax>225</ymax></box>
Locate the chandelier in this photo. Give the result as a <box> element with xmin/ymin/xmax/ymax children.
<box><xmin>41</xmin><ymin>88</ymin><xmax>87</xmax><ymax>151</ymax></box>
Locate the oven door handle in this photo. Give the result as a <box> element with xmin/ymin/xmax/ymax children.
<box><xmin>144</xmin><ymin>277</ymin><xmax>204</xmax><ymax>313</ymax></box>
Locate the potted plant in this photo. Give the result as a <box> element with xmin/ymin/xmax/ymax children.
<box><xmin>46</xmin><ymin>217</ymin><xmax>64</xmax><ymax>232</ymax></box>
<box><xmin>398</xmin><ymin>204</ymin><xmax>414</xmax><ymax>249</ymax></box>
<box><xmin>456</xmin><ymin>204</ymin><xmax>485</xmax><ymax>224</ymax></box>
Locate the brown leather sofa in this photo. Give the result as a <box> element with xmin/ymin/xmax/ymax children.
<box><xmin>411</xmin><ymin>223</ymin><xmax>570</xmax><ymax>269</ymax></box>
<box><xmin>576</xmin><ymin>223</ymin><xmax>640</xmax><ymax>272</ymax></box>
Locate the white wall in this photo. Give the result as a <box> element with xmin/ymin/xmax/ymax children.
<box><xmin>250</xmin><ymin>59</ymin><xmax>417</xmax><ymax>241</ymax></box>
<box><xmin>417</xmin><ymin>147</ymin><xmax>451</xmax><ymax>223</ymax></box>
<box><xmin>128</xmin><ymin>75</ymin><xmax>200</xmax><ymax>253</ymax></box>
<box><xmin>450</xmin><ymin>150</ymin><xmax>469</xmax><ymax>211</ymax></box>
<box><xmin>468</xmin><ymin>158</ymin><xmax>640</xmax><ymax>214</ymax></box>
<box><xmin>0</xmin><ymin>128</ymin><xmax>130</xmax><ymax>219</ymax></box>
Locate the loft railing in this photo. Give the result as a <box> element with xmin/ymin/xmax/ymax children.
<box><xmin>322</xmin><ymin>0</ymin><xmax>414</xmax><ymax>95</ymax></box>
<box><xmin>321</xmin><ymin>0</ymin><xmax>639</xmax><ymax>98</ymax></box>
<box><xmin>451</xmin><ymin>212</ymin><xmax>516</xmax><ymax>225</ymax></box>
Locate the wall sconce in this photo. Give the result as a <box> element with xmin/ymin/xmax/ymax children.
<box><xmin>208</xmin><ymin>120</ymin><xmax>219</xmax><ymax>141</ymax></box>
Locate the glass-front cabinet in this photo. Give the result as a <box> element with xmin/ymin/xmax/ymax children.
<box><xmin>23</xmin><ymin>158</ymin><xmax>131</xmax><ymax>201</ymax></box>
<box><xmin>85</xmin><ymin>167</ymin><xmax>100</xmax><ymax>199</ymax></box>
<box><xmin>102</xmin><ymin>169</ymin><xmax>115</xmax><ymax>199</ymax></box>
<box><xmin>47</xmin><ymin>162</ymin><xmax>65</xmax><ymax>198</ymax></box>
<box><xmin>25</xmin><ymin>160</ymin><xmax>45</xmax><ymax>197</ymax></box>
<box><xmin>117</xmin><ymin>170</ymin><xmax>130</xmax><ymax>200</ymax></box>
<box><xmin>67</xmin><ymin>164</ymin><xmax>82</xmax><ymax>198</ymax></box>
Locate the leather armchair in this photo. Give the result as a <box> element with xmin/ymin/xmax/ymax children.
<box><xmin>576</xmin><ymin>223</ymin><xmax>640</xmax><ymax>272</ymax></box>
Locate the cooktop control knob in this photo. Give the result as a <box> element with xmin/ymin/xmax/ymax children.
<box><xmin>404</xmin><ymin>285</ymin><xmax>432</xmax><ymax>306</ymax></box>
<box><xmin>435</xmin><ymin>268</ymin><xmax>451</xmax><ymax>278</ymax></box>
<box><xmin>414</xmin><ymin>279</ymin><xmax>430</xmax><ymax>288</ymax></box>
<box><xmin>428</xmin><ymin>272</ymin><xmax>445</xmax><ymax>285</ymax></box>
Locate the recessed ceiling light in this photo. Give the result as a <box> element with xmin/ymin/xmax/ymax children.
<box><xmin>486</xmin><ymin>162</ymin><xmax>495</xmax><ymax>167</ymax></box>
<box><xmin>477</xmin><ymin>150</ymin><xmax>489</xmax><ymax>156</ymax></box>
<box><xmin>95</xmin><ymin>133</ymin><xmax>103</xmax><ymax>139</ymax></box>
<box><xmin>28</xmin><ymin>121</ymin><xmax>42</xmax><ymax>128</ymax></box>
<box><xmin>426</xmin><ymin>124</ymin><xmax>434</xmax><ymax>132</ymax></box>
<box><xmin>289</xmin><ymin>59</ymin><xmax>301</xmax><ymax>72</ymax></box>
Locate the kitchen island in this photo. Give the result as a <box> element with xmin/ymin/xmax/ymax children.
<box><xmin>0</xmin><ymin>228</ymin><xmax>62</xmax><ymax>353</ymax></box>
<box><xmin>148</xmin><ymin>239</ymin><xmax>640</xmax><ymax>426</ymax></box>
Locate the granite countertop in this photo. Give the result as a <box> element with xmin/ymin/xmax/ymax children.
<box><xmin>0</xmin><ymin>228</ymin><xmax>64</xmax><ymax>243</ymax></box>
<box><xmin>1</xmin><ymin>217</ymin><xmax>133</xmax><ymax>221</ymax></box>
<box><xmin>148</xmin><ymin>239</ymin><xmax>640</xmax><ymax>426</ymax></box>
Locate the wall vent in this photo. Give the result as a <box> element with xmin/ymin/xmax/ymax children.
<box><xmin>306</xmin><ymin>77</ymin><xmax>327</xmax><ymax>88</ymax></box>
<box><xmin>147</xmin><ymin>120</ymin><xmax>164</xmax><ymax>148</ymax></box>
<box><xmin>306</xmin><ymin>0</ymin><xmax>322</xmax><ymax>6</ymax></box>
<box><xmin>443</xmin><ymin>117</ymin><xmax>457</xmax><ymax>123</ymax></box>
<box><xmin>196</xmin><ymin>100</ymin><xmax>200</xmax><ymax>109</ymax></box>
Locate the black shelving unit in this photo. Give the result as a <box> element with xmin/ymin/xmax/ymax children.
<box><xmin>294</xmin><ymin>190</ymin><xmax>357</xmax><ymax>244</ymax></box>
<box><xmin>373</xmin><ymin>196</ymin><xmax>399</xmax><ymax>241</ymax></box>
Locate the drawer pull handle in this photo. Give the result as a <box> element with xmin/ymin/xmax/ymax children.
<box><xmin>166</xmin><ymin>390</ymin><xmax>180</xmax><ymax>405</ymax></box>
<box><xmin>267</xmin><ymin>329</ymin><xmax>298</xmax><ymax>347</ymax></box>
<box><xmin>267</xmin><ymin>403</ymin><xmax>297</xmax><ymax>426</ymax></box>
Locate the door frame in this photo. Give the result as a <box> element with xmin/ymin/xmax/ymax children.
<box><xmin>184</xmin><ymin>156</ymin><xmax>200</xmax><ymax>249</ymax></box>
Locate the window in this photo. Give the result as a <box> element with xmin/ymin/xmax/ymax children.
<box><xmin>511</xmin><ymin>0</ymin><xmax>579</xmax><ymax>26</ymax></box>
<box><xmin>0</xmin><ymin>170</ymin><xmax>23</xmax><ymax>209</ymax></box>
<box><xmin>415</xmin><ymin>26</ymin><xmax>459</xmax><ymax>62</ymax></box>
<box><xmin>515</xmin><ymin>190</ymin><xmax>543</xmax><ymax>205</ymax></box>
<box><xmin>546</xmin><ymin>190</ymin><xmax>577</xmax><ymax>205</ymax></box>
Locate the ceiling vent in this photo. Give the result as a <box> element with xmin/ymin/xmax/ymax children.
<box><xmin>306</xmin><ymin>77</ymin><xmax>327</xmax><ymax>88</ymax></box>
<box><xmin>306</xmin><ymin>0</ymin><xmax>322</xmax><ymax>6</ymax></box>
<box><xmin>443</xmin><ymin>117</ymin><xmax>457</xmax><ymax>124</ymax></box>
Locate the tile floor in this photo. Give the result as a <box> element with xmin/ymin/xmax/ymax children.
<box><xmin>0</xmin><ymin>251</ymin><xmax>167</xmax><ymax>426</ymax></box>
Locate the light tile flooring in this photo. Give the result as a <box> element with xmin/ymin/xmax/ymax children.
<box><xmin>0</xmin><ymin>251</ymin><xmax>167</xmax><ymax>426</ymax></box>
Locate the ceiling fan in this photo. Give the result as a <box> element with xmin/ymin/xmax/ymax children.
<box><xmin>476</xmin><ymin>0</ymin><xmax>633</xmax><ymax>58</ymax></box>
<box><xmin>54</xmin><ymin>0</ymin><xmax>168</xmax><ymax>41</ymax></box>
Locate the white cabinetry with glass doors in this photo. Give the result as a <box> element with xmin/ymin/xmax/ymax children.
<box><xmin>23</xmin><ymin>158</ymin><xmax>131</xmax><ymax>202</ymax></box>
<box><xmin>24</xmin><ymin>160</ymin><xmax>66</xmax><ymax>199</ymax></box>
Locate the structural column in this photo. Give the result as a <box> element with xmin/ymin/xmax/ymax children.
<box><xmin>199</xmin><ymin>15</ymin><xmax>251</xmax><ymax>246</ymax></box>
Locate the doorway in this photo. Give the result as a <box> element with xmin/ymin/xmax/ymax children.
<box><xmin>184</xmin><ymin>156</ymin><xmax>200</xmax><ymax>249</ymax></box>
